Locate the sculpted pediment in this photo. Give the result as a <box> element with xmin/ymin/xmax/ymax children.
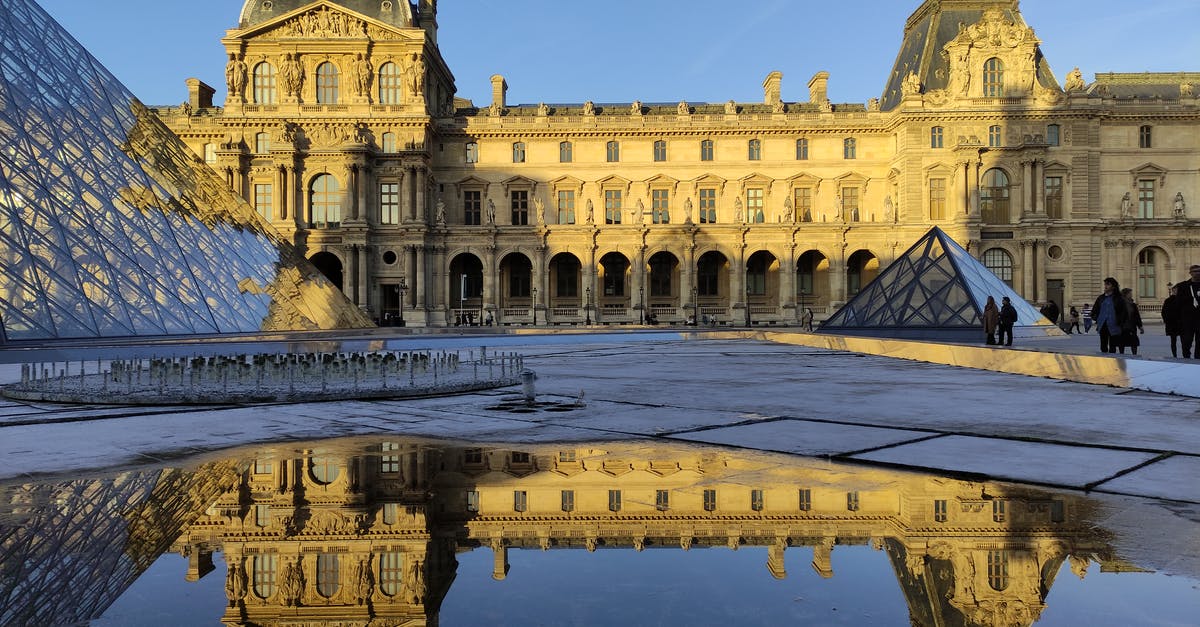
<box><xmin>950</xmin><ymin>8</ymin><xmax>1036</xmax><ymax>51</ymax></box>
<box><xmin>234</xmin><ymin>1</ymin><xmax>416</xmax><ymax>42</ymax></box>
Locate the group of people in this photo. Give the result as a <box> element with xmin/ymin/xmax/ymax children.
<box><xmin>1088</xmin><ymin>278</ymin><xmax>1144</xmax><ymax>354</ymax></box>
<box><xmin>1161</xmin><ymin>264</ymin><xmax>1200</xmax><ymax>358</ymax></box>
<box><xmin>982</xmin><ymin>296</ymin><xmax>1019</xmax><ymax>346</ymax></box>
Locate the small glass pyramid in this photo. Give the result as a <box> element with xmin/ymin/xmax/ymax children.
<box><xmin>0</xmin><ymin>0</ymin><xmax>371</xmax><ymax>342</ymax></box>
<box><xmin>820</xmin><ymin>227</ymin><xmax>1058</xmax><ymax>339</ymax></box>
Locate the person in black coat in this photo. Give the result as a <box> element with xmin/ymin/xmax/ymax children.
<box><xmin>1162</xmin><ymin>285</ymin><xmax>1181</xmax><ymax>357</ymax></box>
<box><xmin>1119</xmin><ymin>288</ymin><xmax>1143</xmax><ymax>355</ymax></box>
<box><xmin>1175</xmin><ymin>265</ymin><xmax>1200</xmax><ymax>358</ymax></box>
<box><xmin>1091</xmin><ymin>277</ymin><xmax>1128</xmax><ymax>354</ymax></box>
<box><xmin>998</xmin><ymin>296</ymin><xmax>1018</xmax><ymax>346</ymax></box>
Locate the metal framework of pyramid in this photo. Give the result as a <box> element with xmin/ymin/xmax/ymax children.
<box><xmin>819</xmin><ymin>227</ymin><xmax>1060</xmax><ymax>340</ymax></box>
<box><xmin>0</xmin><ymin>0</ymin><xmax>371</xmax><ymax>343</ymax></box>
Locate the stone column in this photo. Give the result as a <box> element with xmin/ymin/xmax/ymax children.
<box><xmin>347</xmin><ymin>165</ymin><xmax>360</xmax><ymax>221</ymax></box>
<box><xmin>970</xmin><ymin>160</ymin><xmax>982</xmax><ymax>220</ymax></box>
<box><xmin>682</xmin><ymin>241</ymin><xmax>697</xmax><ymax>313</ymax></box>
<box><xmin>1021</xmin><ymin>241</ymin><xmax>1035</xmax><ymax>299</ymax></box>
<box><xmin>403</xmin><ymin>167</ymin><xmax>416</xmax><ymax>222</ymax></box>
<box><xmin>1034</xmin><ymin>160</ymin><xmax>1046</xmax><ymax>214</ymax></box>
<box><xmin>483</xmin><ymin>245</ymin><xmax>497</xmax><ymax>316</ymax></box>
<box><xmin>415</xmin><ymin>168</ymin><xmax>428</xmax><ymax>224</ymax></box>
<box><xmin>1034</xmin><ymin>239</ymin><xmax>1047</xmax><ymax>302</ymax></box>
<box><xmin>780</xmin><ymin>246</ymin><xmax>796</xmax><ymax>316</ymax></box>
<box><xmin>287</xmin><ymin>165</ymin><xmax>301</xmax><ymax>227</ymax></box>
<box><xmin>357</xmin><ymin>164</ymin><xmax>370</xmax><ymax>221</ymax></box>
<box><xmin>415</xmin><ymin>244</ymin><xmax>428</xmax><ymax>319</ymax></box>
<box><xmin>357</xmin><ymin>244</ymin><xmax>369</xmax><ymax>307</ymax></box>
<box><xmin>1021</xmin><ymin>160</ymin><xmax>1033</xmax><ymax>216</ymax></box>
<box><xmin>275</xmin><ymin>166</ymin><xmax>287</xmax><ymax>221</ymax></box>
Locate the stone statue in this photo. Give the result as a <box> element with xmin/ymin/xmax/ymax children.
<box><xmin>280</xmin><ymin>53</ymin><xmax>303</xmax><ymax>98</ymax></box>
<box><xmin>781</xmin><ymin>196</ymin><xmax>793</xmax><ymax>223</ymax></box>
<box><xmin>585</xmin><ymin>199</ymin><xmax>594</xmax><ymax>224</ymax></box>
<box><xmin>352</xmin><ymin>53</ymin><xmax>373</xmax><ymax>97</ymax></box>
<box><xmin>772</xmin><ymin>99</ymin><xmax>786</xmax><ymax>113</ymax></box>
<box><xmin>1121</xmin><ymin>192</ymin><xmax>1134</xmax><ymax>219</ymax></box>
<box><xmin>583</xmin><ymin>100</ymin><xmax>595</xmax><ymax>115</ymax></box>
<box><xmin>435</xmin><ymin>196</ymin><xmax>446</xmax><ymax>225</ymax></box>
<box><xmin>884</xmin><ymin>195</ymin><xmax>895</xmax><ymax>223</ymax></box>
<box><xmin>630</xmin><ymin>100</ymin><xmax>641</xmax><ymax>115</ymax></box>
<box><xmin>901</xmin><ymin>71</ymin><xmax>922</xmax><ymax>96</ymax></box>
<box><xmin>677</xmin><ymin>101</ymin><xmax>689</xmax><ymax>115</ymax></box>
<box><xmin>353</xmin><ymin>558</ymin><xmax>374</xmax><ymax>605</ymax></box>
<box><xmin>867</xmin><ymin>97</ymin><xmax>880</xmax><ymax>112</ymax></box>
<box><xmin>410</xmin><ymin>55</ymin><xmax>426</xmax><ymax>97</ymax></box>
<box><xmin>683</xmin><ymin>197</ymin><xmax>693</xmax><ymax>224</ymax></box>
<box><xmin>225</xmin><ymin>54</ymin><xmax>247</xmax><ymax>100</ymax></box>
<box><xmin>225</xmin><ymin>562</ymin><xmax>247</xmax><ymax>606</ymax></box>
<box><xmin>486</xmin><ymin>199</ymin><xmax>496</xmax><ymax>225</ymax></box>
<box><xmin>725</xmin><ymin>100</ymin><xmax>737</xmax><ymax>114</ymax></box>
<box><xmin>1064</xmin><ymin>67</ymin><xmax>1085</xmax><ymax>92</ymax></box>
<box><xmin>280</xmin><ymin>559</ymin><xmax>303</xmax><ymax>607</ymax></box>
<box><xmin>1174</xmin><ymin>192</ymin><xmax>1187</xmax><ymax>218</ymax></box>
<box><xmin>1183</xmin><ymin>83</ymin><xmax>1195</xmax><ymax>97</ymax></box>
<box><xmin>533</xmin><ymin>196</ymin><xmax>545</xmax><ymax>224</ymax></box>
<box><xmin>734</xmin><ymin>197</ymin><xmax>743</xmax><ymax>223</ymax></box>
<box><xmin>633</xmin><ymin>199</ymin><xmax>644</xmax><ymax>224</ymax></box>
<box><xmin>179</xmin><ymin>101</ymin><xmax>192</xmax><ymax>117</ymax></box>
<box><xmin>835</xmin><ymin>194</ymin><xmax>845</xmax><ymax>222</ymax></box>
<box><xmin>403</xmin><ymin>559</ymin><xmax>426</xmax><ymax>605</ymax></box>
<box><xmin>537</xmin><ymin>102</ymin><xmax>549</xmax><ymax>116</ymax></box>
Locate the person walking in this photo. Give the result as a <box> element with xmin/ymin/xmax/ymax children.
<box><xmin>1162</xmin><ymin>285</ymin><xmax>1181</xmax><ymax>357</ymax></box>
<box><xmin>1119</xmin><ymin>288</ymin><xmax>1144</xmax><ymax>355</ymax></box>
<box><xmin>1067</xmin><ymin>306</ymin><xmax>1082</xmax><ymax>334</ymax></box>
<box><xmin>1176</xmin><ymin>265</ymin><xmax>1200</xmax><ymax>358</ymax></box>
<box><xmin>801</xmin><ymin>307</ymin><xmax>814</xmax><ymax>332</ymax></box>
<box><xmin>1082</xmin><ymin>303</ymin><xmax>1093</xmax><ymax>333</ymax></box>
<box><xmin>1091</xmin><ymin>277</ymin><xmax>1127</xmax><ymax>354</ymax></box>
<box><xmin>998</xmin><ymin>296</ymin><xmax>1018</xmax><ymax>346</ymax></box>
<box><xmin>983</xmin><ymin>296</ymin><xmax>1000</xmax><ymax>345</ymax></box>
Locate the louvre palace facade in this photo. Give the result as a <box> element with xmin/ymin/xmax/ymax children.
<box><xmin>155</xmin><ymin>0</ymin><xmax>1200</xmax><ymax>328</ymax></box>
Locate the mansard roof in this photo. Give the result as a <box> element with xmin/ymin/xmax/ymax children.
<box><xmin>238</xmin><ymin>0</ymin><xmax>416</xmax><ymax>29</ymax></box>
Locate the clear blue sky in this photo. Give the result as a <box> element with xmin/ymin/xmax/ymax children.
<box><xmin>37</xmin><ymin>0</ymin><xmax>1200</xmax><ymax>107</ymax></box>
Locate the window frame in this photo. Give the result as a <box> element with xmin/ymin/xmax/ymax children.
<box><xmin>606</xmin><ymin>140</ymin><xmax>620</xmax><ymax>163</ymax></box>
<box><xmin>843</xmin><ymin>138</ymin><xmax>857</xmax><ymax>159</ymax></box>
<box><xmin>377</xmin><ymin>61</ymin><xmax>403</xmax><ymax>105</ymax></box>
<box><xmin>699</xmin><ymin>139</ymin><xmax>714</xmax><ymax>162</ymax></box>
<box><xmin>747</xmin><ymin>139</ymin><xmax>762</xmax><ymax>161</ymax></box>
<box><xmin>795</xmin><ymin>138</ymin><xmax>809</xmax><ymax>160</ymax></box>
<box><xmin>512</xmin><ymin>142</ymin><xmax>526</xmax><ymax>163</ymax></box>
<box><xmin>316</xmin><ymin>61</ymin><xmax>340</xmax><ymax>104</ymax></box>
<box><xmin>930</xmin><ymin>126</ymin><xmax>944</xmax><ymax>149</ymax></box>
<box><xmin>653</xmin><ymin>140</ymin><xmax>668</xmax><ymax>162</ymax></box>
<box><xmin>252</xmin><ymin>62</ymin><xmax>277</xmax><ymax>105</ymax></box>
<box><xmin>983</xmin><ymin>58</ymin><xmax>1004</xmax><ymax>97</ymax></box>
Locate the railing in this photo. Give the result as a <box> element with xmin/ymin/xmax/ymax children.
<box><xmin>749</xmin><ymin>305</ymin><xmax>777</xmax><ymax>315</ymax></box>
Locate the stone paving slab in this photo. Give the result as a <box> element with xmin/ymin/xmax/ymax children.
<box><xmin>666</xmin><ymin>418</ymin><xmax>937</xmax><ymax>457</ymax></box>
<box><xmin>849</xmin><ymin>435</ymin><xmax>1160</xmax><ymax>490</ymax></box>
<box><xmin>1092</xmin><ymin>455</ymin><xmax>1200</xmax><ymax>503</ymax></box>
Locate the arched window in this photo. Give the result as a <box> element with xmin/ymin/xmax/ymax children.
<box><xmin>252</xmin><ymin>554</ymin><xmax>278</xmax><ymax>599</ymax></box>
<box><xmin>316</xmin><ymin>62</ymin><xmax>339</xmax><ymax>104</ymax></box>
<box><xmin>796</xmin><ymin>138</ymin><xmax>809</xmax><ymax>160</ymax></box>
<box><xmin>252</xmin><ymin>62</ymin><xmax>277</xmax><ymax>104</ymax></box>
<box><xmin>379</xmin><ymin>552</ymin><xmax>403</xmax><ymax>597</ymax></box>
<box><xmin>983</xmin><ymin>58</ymin><xmax>1004</xmax><ymax>97</ymax></box>
<box><xmin>606</xmin><ymin>141</ymin><xmax>620</xmax><ymax>162</ymax></box>
<box><xmin>983</xmin><ymin>248</ymin><xmax>1014</xmax><ymax>286</ymax></box>
<box><xmin>747</xmin><ymin>139</ymin><xmax>761</xmax><ymax>161</ymax></box>
<box><xmin>377</xmin><ymin>61</ymin><xmax>402</xmax><ymax>104</ymax></box>
<box><xmin>380</xmin><ymin>132</ymin><xmax>397</xmax><ymax>153</ymax></box>
<box><xmin>310</xmin><ymin>174</ymin><xmax>342</xmax><ymax>228</ymax></box>
<box><xmin>316</xmin><ymin>554</ymin><xmax>339</xmax><ymax>598</ymax></box>
<box><xmin>309</xmin><ymin>456</ymin><xmax>340</xmax><ymax>484</ymax></box>
<box><xmin>987</xmin><ymin>550</ymin><xmax>1010</xmax><ymax>591</ymax></box>
<box><xmin>255</xmin><ymin>132</ymin><xmax>270</xmax><ymax>154</ymax></box>
<box><xmin>843</xmin><ymin>138</ymin><xmax>857</xmax><ymax>159</ymax></box>
<box><xmin>512</xmin><ymin>142</ymin><xmax>526</xmax><ymax>163</ymax></box>
<box><xmin>930</xmin><ymin>126</ymin><xmax>944</xmax><ymax>148</ymax></box>
<box><xmin>980</xmin><ymin>168</ymin><xmax>1011</xmax><ymax>224</ymax></box>
<box><xmin>1138</xmin><ymin>248</ymin><xmax>1158</xmax><ymax>299</ymax></box>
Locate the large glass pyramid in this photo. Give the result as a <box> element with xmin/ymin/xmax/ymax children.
<box><xmin>0</xmin><ymin>0</ymin><xmax>372</xmax><ymax>343</ymax></box>
<box><xmin>819</xmin><ymin>227</ymin><xmax>1060</xmax><ymax>340</ymax></box>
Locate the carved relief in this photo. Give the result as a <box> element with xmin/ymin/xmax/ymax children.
<box><xmin>275</xmin><ymin>7</ymin><xmax>368</xmax><ymax>39</ymax></box>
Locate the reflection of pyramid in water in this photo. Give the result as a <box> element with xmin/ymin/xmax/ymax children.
<box><xmin>0</xmin><ymin>0</ymin><xmax>371</xmax><ymax>341</ymax></box>
<box><xmin>820</xmin><ymin>227</ymin><xmax>1057</xmax><ymax>339</ymax></box>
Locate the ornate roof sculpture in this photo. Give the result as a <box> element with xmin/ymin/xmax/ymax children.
<box><xmin>238</xmin><ymin>0</ymin><xmax>422</xmax><ymax>30</ymax></box>
<box><xmin>819</xmin><ymin>227</ymin><xmax>1060</xmax><ymax>339</ymax></box>
<box><xmin>0</xmin><ymin>0</ymin><xmax>372</xmax><ymax>342</ymax></box>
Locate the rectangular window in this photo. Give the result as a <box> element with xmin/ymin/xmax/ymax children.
<box><xmin>795</xmin><ymin>188</ymin><xmax>813</xmax><ymax>222</ymax></box>
<box><xmin>989</xmin><ymin>125</ymin><xmax>1002</xmax><ymax>147</ymax></box>
<box><xmin>559</xmin><ymin>141</ymin><xmax>573</xmax><ymax>163</ymax></box>
<box><xmin>796</xmin><ymin>138</ymin><xmax>808</xmax><ymax>160</ymax></box>
<box><xmin>1045</xmin><ymin>176</ymin><xmax>1063</xmax><ymax>219</ymax></box>
<box><xmin>380</xmin><ymin>183</ymin><xmax>399</xmax><ymax>225</ymax></box>
<box><xmin>512</xmin><ymin>142</ymin><xmax>526</xmax><ymax>163</ymax></box>
<box><xmin>847</xmin><ymin>491</ymin><xmax>860</xmax><ymax>512</ymax></box>
<box><xmin>513</xmin><ymin>491</ymin><xmax>527</xmax><ymax>512</ymax></box>
<box><xmin>510</xmin><ymin>451</ymin><xmax>530</xmax><ymax>464</ymax></box>
<box><xmin>703</xmin><ymin>489</ymin><xmax>717</xmax><ymax>512</ymax></box>
<box><xmin>511</xmin><ymin>190</ymin><xmax>529</xmax><ymax>225</ymax></box>
<box><xmin>255</xmin><ymin>504</ymin><xmax>270</xmax><ymax>527</ymax></box>
<box><xmin>561</xmin><ymin>490</ymin><xmax>575</xmax><ymax>512</ymax></box>
<box><xmin>253</xmin><ymin>183</ymin><xmax>272</xmax><ymax>220</ymax></box>
<box><xmin>466</xmin><ymin>490</ymin><xmax>480</xmax><ymax>512</ymax></box>
<box><xmin>255</xmin><ymin>133</ymin><xmax>270</xmax><ymax>155</ymax></box>
<box><xmin>608</xmin><ymin>489</ymin><xmax>622</xmax><ymax>512</ymax></box>
<box><xmin>798</xmin><ymin>489</ymin><xmax>812</xmax><ymax>511</ymax></box>
<box><xmin>651</xmin><ymin>189</ymin><xmax>670</xmax><ymax>224</ymax></box>
<box><xmin>203</xmin><ymin>143</ymin><xmax>217</xmax><ymax>165</ymax></box>
<box><xmin>748</xmin><ymin>139</ymin><xmax>762</xmax><ymax>161</ymax></box>
<box><xmin>463</xmin><ymin>190</ymin><xmax>482</xmax><ymax>225</ymax></box>
<box><xmin>750</xmin><ymin>489</ymin><xmax>764</xmax><ymax>512</ymax></box>
<box><xmin>606</xmin><ymin>141</ymin><xmax>620</xmax><ymax>162</ymax></box>
<box><xmin>699</xmin><ymin>188</ymin><xmax>717</xmax><ymax>223</ymax></box>
<box><xmin>934</xmin><ymin>499</ymin><xmax>948</xmax><ymax>522</ymax></box>
<box><xmin>993</xmin><ymin>499</ymin><xmax>1007</xmax><ymax>522</ymax></box>
<box><xmin>379</xmin><ymin>552</ymin><xmax>403</xmax><ymax>596</ymax></box>
<box><xmin>1138</xmin><ymin>179</ymin><xmax>1155</xmax><ymax>218</ymax></box>
<box><xmin>605</xmin><ymin>189</ymin><xmax>623</xmax><ymax>224</ymax></box>
<box><xmin>843</xmin><ymin>187</ymin><xmax>860</xmax><ymax>222</ymax></box>
<box><xmin>1139</xmin><ymin>125</ymin><xmax>1152</xmax><ymax>149</ymax></box>
<box><xmin>931</xmin><ymin>126</ymin><xmax>944</xmax><ymax>148</ymax></box>
<box><xmin>465</xmin><ymin>448</ymin><xmax>483</xmax><ymax>464</ymax></box>
<box><xmin>929</xmin><ymin>178</ymin><xmax>947</xmax><ymax>220</ymax></box>
<box><xmin>843</xmin><ymin>138</ymin><xmax>857</xmax><ymax>159</ymax></box>
<box><xmin>653</xmin><ymin>140</ymin><xmax>667</xmax><ymax>162</ymax></box>
<box><xmin>465</xmin><ymin>142</ymin><xmax>479</xmax><ymax>163</ymax></box>
<box><xmin>558</xmin><ymin>450</ymin><xmax>577</xmax><ymax>462</ymax></box>
<box><xmin>747</xmin><ymin>188</ymin><xmax>764</xmax><ymax>223</ymax></box>
<box><xmin>383</xmin><ymin>502</ymin><xmax>398</xmax><ymax>525</ymax></box>
<box><xmin>700</xmin><ymin>139</ymin><xmax>714</xmax><ymax>161</ymax></box>
<box><xmin>254</xmin><ymin>459</ymin><xmax>272</xmax><ymax>475</ymax></box>
<box><xmin>380</xmin><ymin>442</ymin><xmax>400</xmax><ymax>473</ymax></box>
<box><xmin>656</xmin><ymin>490</ymin><xmax>670</xmax><ymax>511</ymax></box>
<box><xmin>1047</xmin><ymin>124</ymin><xmax>1060</xmax><ymax>146</ymax></box>
<box><xmin>557</xmin><ymin>190</ymin><xmax>576</xmax><ymax>224</ymax></box>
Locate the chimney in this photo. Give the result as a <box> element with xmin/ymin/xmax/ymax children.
<box><xmin>762</xmin><ymin>71</ymin><xmax>783</xmax><ymax>106</ymax></box>
<box><xmin>186</xmin><ymin>78</ymin><xmax>215</xmax><ymax>110</ymax></box>
<box><xmin>490</xmin><ymin>75</ymin><xmax>507</xmax><ymax>110</ymax></box>
<box><xmin>808</xmin><ymin>71</ymin><xmax>830</xmax><ymax>104</ymax></box>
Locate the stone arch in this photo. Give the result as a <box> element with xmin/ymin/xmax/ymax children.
<box><xmin>449</xmin><ymin>253</ymin><xmax>484</xmax><ymax>324</ymax></box>
<box><xmin>548</xmin><ymin>252</ymin><xmax>583</xmax><ymax>305</ymax></box>
<box><xmin>797</xmin><ymin>249</ymin><xmax>831</xmax><ymax>309</ymax></box>
<box><xmin>309</xmin><ymin>251</ymin><xmax>344</xmax><ymax>292</ymax></box>
<box><xmin>846</xmin><ymin>249</ymin><xmax>880</xmax><ymax>296</ymax></box>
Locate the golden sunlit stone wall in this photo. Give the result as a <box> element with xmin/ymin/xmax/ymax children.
<box><xmin>156</xmin><ymin>0</ymin><xmax>1199</xmax><ymax>327</ymax></box>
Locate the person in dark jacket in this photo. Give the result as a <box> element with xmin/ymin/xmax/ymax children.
<box><xmin>1091</xmin><ymin>277</ymin><xmax>1127</xmax><ymax>354</ymax></box>
<box><xmin>1162</xmin><ymin>285</ymin><xmax>1181</xmax><ymax>357</ymax></box>
<box><xmin>1119</xmin><ymin>288</ymin><xmax>1143</xmax><ymax>355</ymax></box>
<box><xmin>998</xmin><ymin>296</ymin><xmax>1018</xmax><ymax>346</ymax></box>
<box><xmin>1175</xmin><ymin>265</ymin><xmax>1200</xmax><ymax>358</ymax></box>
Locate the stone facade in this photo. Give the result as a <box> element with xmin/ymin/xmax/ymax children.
<box><xmin>156</xmin><ymin>0</ymin><xmax>1200</xmax><ymax>327</ymax></box>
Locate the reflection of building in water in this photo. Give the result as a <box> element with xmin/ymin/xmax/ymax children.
<box><xmin>166</xmin><ymin>441</ymin><xmax>1121</xmax><ymax>626</ymax></box>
